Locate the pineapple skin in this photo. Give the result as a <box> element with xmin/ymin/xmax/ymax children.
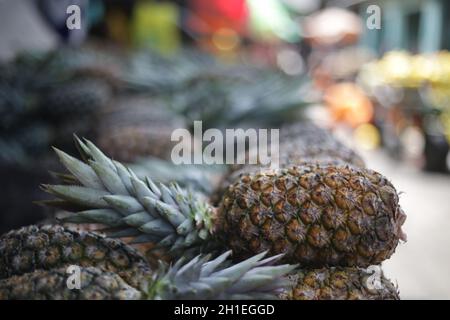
<box><xmin>0</xmin><ymin>225</ymin><xmax>151</xmax><ymax>289</ymax></box>
<box><xmin>218</xmin><ymin>164</ymin><xmax>406</xmax><ymax>267</ymax></box>
<box><xmin>280</xmin><ymin>267</ymin><xmax>399</xmax><ymax>300</ymax></box>
<box><xmin>0</xmin><ymin>267</ymin><xmax>141</xmax><ymax>300</ymax></box>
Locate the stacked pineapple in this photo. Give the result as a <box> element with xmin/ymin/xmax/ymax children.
<box><xmin>35</xmin><ymin>122</ymin><xmax>406</xmax><ymax>300</ymax></box>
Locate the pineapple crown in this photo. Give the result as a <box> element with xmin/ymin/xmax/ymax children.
<box><xmin>0</xmin><ymin>236</ymin><xmax>296</xmax><ymax>300</ymax></box>
<box><xmin>41</xmin><ymin>136</ymin><xmax>215</xmax><ymax>253</ymax></box>
<box><xmin>148</xmin><ymin>250</ymin><xmax>296</xmax><ymax>300</ymax></box>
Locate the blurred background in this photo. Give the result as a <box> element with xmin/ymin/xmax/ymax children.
<box><xmin>0</xmin><ymin>0</ymin><xmax>449</xmax><ymax>299</ymax></box>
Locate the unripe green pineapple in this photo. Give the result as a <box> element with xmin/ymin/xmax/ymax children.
<box><xmin>280</xmin><ymin>267</ymin><xmax>399</xmax><ymax>300</ymax></box>
<box><xmin>0</xmin><ymin>267</ymin><xmax>141</xmax><ymax>300</ymax></box>
<box><xmin>42</xmin><ymin>138</ymin><xmax>406</xmax><ymax>268</ymax></box>
<box><xmin>0</xmin><ymin>225</ymin><xmax>151</xmax><ymax>289</ymax></box>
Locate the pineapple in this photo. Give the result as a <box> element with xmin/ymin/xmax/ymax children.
<box><xmin>0</xmin><ymin>267</ymin><xmax>141</xmax><ymax>300</ymax></box>
<box><xmin>42</xmin><ymin>138</ymin><xmax>406</xmax><ymax>267</ymax></box>
<box><xmin>40</xmin><ymin>77</ymin><xmax>112</xmax><ymax>121</ymax></box>
<box><xmin>278</xmin><ymin>141</ymin><xmax>365</xmax><ymax>168</ymax></box>
<box><xmin>278</xmin><ymin>123</ymin><xmax>365</xmax><ymax>168</ymax></box>
<box><xmin>95</xmin><ymin>96</ymin><xmax>188</xmax><ymax>162</ymax></box>
<box><xmin>96</xmin><ymin>125</ymin><xmax>180</xmax><ymax>162</ymax></box>
<box><xmin>0</xmin><ymin>225</ymin><xmax>151</xmax><ymax>289</ymax></box>
<box><xmin>0</xmin><ymin>122</ymin><xmax>53</xmax><ymax>166</ymax></box>
<box><xmin>97</xmin><ymin>96</ymin><xmax>183</xmax><ymax>128</ymax></box>
<box><xmin>213</xmin><ymin>122</ymin><xmax>366</xmax><ymax>203</ymax></box>
<box><xmin>280</xmin><ymin>267</ymin><xmax>399</xmax><ymax>300</ymax></box>
<box><xmin>146</xmin><ymin>250</ymin><xmax>295</xmax><ymax>300</ymax></box>
<box><xmin>0</xmin><ymin>250</ymin><xmax>295</xmax><ymax>300</ymax></box>
<box><xmin>218</xmin><ymin>164</ymin><xmax>406</xmax><ymax>265</ymax></box>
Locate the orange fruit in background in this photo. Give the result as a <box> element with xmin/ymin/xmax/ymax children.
<box><xmin>324</xmin><ymin>82</ymin><xmax>373</xmax><ymax>127</ymax></box>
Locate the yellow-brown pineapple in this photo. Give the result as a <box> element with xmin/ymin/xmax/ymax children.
<box><xmin>43</xmin><ymin>139</ymin><xmax>406</xmax><ymax>269</ymax></box>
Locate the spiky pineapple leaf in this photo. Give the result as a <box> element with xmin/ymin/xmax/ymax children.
<box><xmin>43</xmin><ymin>137</ymin><xmax>217</xmax><ymax>255</ymax></box>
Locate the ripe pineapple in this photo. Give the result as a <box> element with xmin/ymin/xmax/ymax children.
<box><xmin>0</xmin><ymin>267</ymin><xmax>141</xmax><ymax>300</ymax></box>
<box><xmin>280</xmin><ymin>267</ymin><xmax>399</xmax><ymax>300</ymax></box>
<box><xmin>0</xmin><ymin>225</ymin><xmax>151</xmax><ymax>289</ymax></box>
<box><xmin>0</xmin><ymin>250</ymin><xmax>294</xmax><ymax>300</ymax></box>
<box><xmin>42</xmin><ymin>138</ymin><xmax>406</xmax><ymax>267</ymax></box>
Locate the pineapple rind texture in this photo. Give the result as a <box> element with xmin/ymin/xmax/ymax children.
<box><xmin>0</xmin><ymin>225</ymin><xmax>151</xmax><ymax>290</ymax></box>
<box><xmin>280</xmin><ymin>267</ymin><xmax>399</xmax><ymax>300</ymax></box>
<box><xmin>218</xmin><ymin>164</ymin><xmax>406</xmax><ymax>267</ymax></box>
<box><xmin>0</xmin><ymin>267</ymin><xmax>141</xmax><ymax>300</ymax></box>
<box><xmin>42</xmin><ymin>137</ymin><xmax>215</xmax><ymax>254</ymax></box>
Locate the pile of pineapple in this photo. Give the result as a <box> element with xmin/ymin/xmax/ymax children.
<box><xmin>0</xmin><ymin>46</ymin><xmax>406</xmax><ymax>300</ymax></box>
<box><xmin>0</xmin><ymin>46</ymin><xmax>307</xmax><ymax>234</ymax></box>
<box><xmin>0</xmin><ymin>127</ymin><xmax>406</xmax><ymax>300</ymax></box>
